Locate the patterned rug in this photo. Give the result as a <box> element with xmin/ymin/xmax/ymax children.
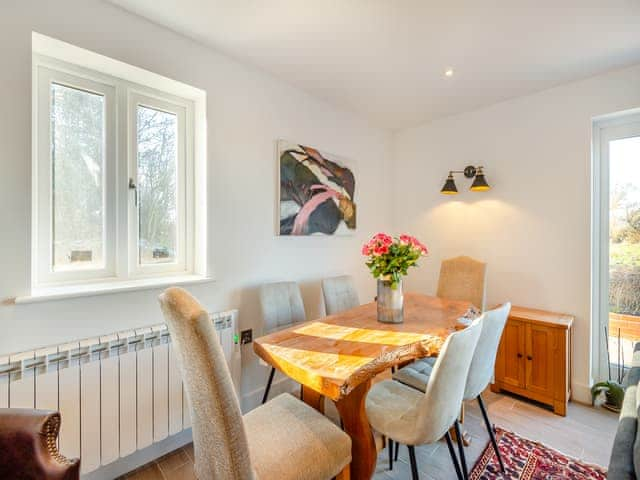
<box><xmin>469</xmin><ymin>427</ymin><xmax>607</xmax><ymax>479</ymax></box>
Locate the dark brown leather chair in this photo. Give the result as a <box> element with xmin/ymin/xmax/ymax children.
<box><xmin>0</xmin><ymin>409</ymin><xmax>80</xmax><ymax>480</ymax></box>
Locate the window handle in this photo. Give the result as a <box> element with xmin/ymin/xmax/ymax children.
<box><xmin>129</xmin><ymin>178</ymin><xmax>138</xmax><ymax>207</ymax></box>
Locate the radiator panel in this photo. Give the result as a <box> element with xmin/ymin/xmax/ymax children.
<box><xmin>0</xmin><ymin>309</ymin><xmax>240</xmax><ymax>476</ymax></box>
<box><xmin>119</xmin><ymin>348</ymin><xmax>137</xmax><ymax>458</ymax></box>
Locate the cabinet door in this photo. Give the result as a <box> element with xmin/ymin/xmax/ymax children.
<box><xmin>498</xmin><ymin>319</ymin><xmax>526</xmax><ymax>388</ymax></box>
<box><xmin>525</xmin><ymin>324</ymin><xmax>555</xmax><ymax>398</ymax></box>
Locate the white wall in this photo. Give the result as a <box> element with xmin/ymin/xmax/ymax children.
<box><xmin>392</xmin><ymin>63</ymin><xmax>640</xmax><ymax>402</ymax></box>
<box><xmin>0</xmin><ymin>0</ymin><xmax>392</xmax><ymax>408</ymax></box>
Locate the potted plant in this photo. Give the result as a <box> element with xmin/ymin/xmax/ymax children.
<box><xmin>591</xmin><ymin>381</ymin><xmax>624</xmax><ymax>413</ymax></box>
<box><xmin>362</xmin><ymin>233</ymin><xmax>428</xmax><ymax>323</ymax></box>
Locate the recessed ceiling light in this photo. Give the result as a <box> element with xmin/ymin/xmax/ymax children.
<box><xmin>445</xmin><ymin>68</ymin><xmax>454</xmax><ymax>77</ymax></box>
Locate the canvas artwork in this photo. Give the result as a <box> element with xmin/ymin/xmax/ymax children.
<box><xmin>278</xmin><ymin>141</ymin><xmax>357</xmax><ymax>236</ymax></box>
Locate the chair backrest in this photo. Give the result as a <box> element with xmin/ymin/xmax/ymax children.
<box><xmin>412</xmin><ymin>316</ymin><xmax>483</xmax><ymax>445</ymax></box>
<box><xmin>464</xmin><ymin>303</ymin><xmax>511</xmax><ymax>400</ymax></box>
<box><xmin>259</xmin><ymin>281</ymin><xmax>306</xmax><ymax>333</ymax></box>
<box><xmin>322</xmin><ymin>275</ymin><xmax>360</xmax><ymax>315</ymax></box>
<box><xmin>158</xmin><ymin>287</ymin><xmax>255</xmax><ymax>480</ymax></box>
<box><xmin>437</xmin><ymin>256</ymin><xmax>487</xmax><ymax>311</ymax></box>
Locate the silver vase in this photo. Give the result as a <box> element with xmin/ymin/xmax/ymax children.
<box><xmin>377</xmin><ymin>278</ymin><xmax>404</xmax><ymax>323</ymax></box>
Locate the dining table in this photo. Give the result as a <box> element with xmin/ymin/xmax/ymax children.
<box><xmin>253</xmin><ymin>292</ymin><xmax>479</xmax><ymax>480</ymax></box>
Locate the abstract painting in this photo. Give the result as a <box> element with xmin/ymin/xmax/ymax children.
<box><xmin>278</xmin><ymin>140</ymin><xmax>356</xmax><ymax>236</ymax></box>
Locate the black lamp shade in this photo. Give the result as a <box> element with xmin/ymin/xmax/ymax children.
<box><xmin>470</xmin><ymin>169</ymin><xmax>490</xmax><ymax>191</ymax></box>
<box><xmin>441</xmin><ymin>174</ymin><xmax>458</xmax><ymax>195</ymax></box>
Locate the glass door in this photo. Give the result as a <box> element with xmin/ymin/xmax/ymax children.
<box><xmin>596</xmin><ymin>118</ymin><xmax>640</xmax><ymax>381</ymax></box>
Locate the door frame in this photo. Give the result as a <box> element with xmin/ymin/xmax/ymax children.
<box><xmin>592</xmin><ymin>111</ymin><xmax>640</xmax><ymax>382</ymax></box>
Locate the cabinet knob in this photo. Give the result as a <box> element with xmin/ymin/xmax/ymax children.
<box><xmin>527</xmin><ymin>355</ymin><xmax>533</xmax><ymax>361</ymax></box>
<box><xmin>517</xmin><ymin>353</ymin><xmax>523</xmax><ymax>358</ymax></box>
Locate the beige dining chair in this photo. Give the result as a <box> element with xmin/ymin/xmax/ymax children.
<box><xmin>437</xmin><ymin>255</ymin><xmax>487</xmax><ymax>312</ymax></box>
<box><xmin>322</xmin><ymin>275</ymin><xmax>360</xmax><ymax>315</ymax></box>
<box><xmin>366</xmin><ymin>316</ymin><xmax>483</xmax><ymax>480</ymax></box>
<box><xmin>159</xmin><ymin>287</ymin><xmax>351</xmax><ymax>480</ymax></box>
<box><xmin>259</xmin><ymin>281</ymin><xmax>306</xmax><ymax>403</ymax></box>
<box><xmin>392</xmin><ymin>303</ymin><xmax>511</xmax><ymax>476</ymax></box>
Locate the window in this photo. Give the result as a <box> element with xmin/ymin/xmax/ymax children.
<box><xmin>33</xmin><ymin>52</ymin><xmax>203</xmax><ymax>290</ymax></box>
<box><xmin>593</xmin><ymin>114</ymin><xmax>640</xmax><ymax>381</ymax></box>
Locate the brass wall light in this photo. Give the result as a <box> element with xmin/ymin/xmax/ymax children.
<box><xmin>440</xmin><ymin>165</ymin><xmax>491</xmax><ymax>195</ymax></box>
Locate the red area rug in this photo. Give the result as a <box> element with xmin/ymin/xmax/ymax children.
<box><xmin>470</xmin><ymin>427</ymin><xmax>607</xmax><ymax>479</ymax></box>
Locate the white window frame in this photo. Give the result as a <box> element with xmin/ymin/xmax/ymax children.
<box><xmin>591</xmin><ymin>112</ymin><xmax>640</xmax><ymax>382</ymax></box>
<box><xmin>35</xmin><ymin>66</ymin><xmax>118</xmax><ymax>285</ymax></box>
<box><xmin>33</xmin><ymin>54</ymin><xmax>197</xmax><ymax>289</ymax></box>
<box><xmin>127</xmin><ymin>92</ymin><xmax>193</xmax><ymax>278</ymax></box>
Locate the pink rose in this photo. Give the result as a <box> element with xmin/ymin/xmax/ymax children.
<box><xmin>373</xmin><ymin>244</ymin><xmax>389</xmax><ymax>256</ymax></box>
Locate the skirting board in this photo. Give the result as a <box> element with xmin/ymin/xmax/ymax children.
<box><xmin>571</xmin><ymin>381</ymin><xmax>593</xmax><ymax>405</ymax></box>
<box><xmin>81</xmin><ymin>429</ymin><xmax>193</xmax><ymax>480</ymax></box>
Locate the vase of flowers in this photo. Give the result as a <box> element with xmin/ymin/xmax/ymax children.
<box><xmin>362</xmin><ymin>233</ymin><xmax>428</xmax><ymax>323</ymax></box>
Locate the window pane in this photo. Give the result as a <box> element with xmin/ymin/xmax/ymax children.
<box><xmin>51</xmin><ymin>83</ymin><xmax>105</xmax><ymax>271</ymax></box>
<box><xmin>137</xmin><ymin>105</ymin><xmax>178</xmax><ymax>265</ymax></box>
<box><xmin>608</xmin><ymin>136</ymin><xmax>640</xmax><ymax>372</ymax></box>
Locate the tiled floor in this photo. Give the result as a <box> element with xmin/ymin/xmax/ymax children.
<box><xmin>121</xmin><ymin>390</ymin><xmax>618</xmax><ymax>480</ymax></box>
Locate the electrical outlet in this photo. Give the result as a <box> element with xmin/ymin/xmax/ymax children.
<box><xmin>240</xmin><ymin>329</ymin><xmax>253</xmax><ymax>345</ymax></box>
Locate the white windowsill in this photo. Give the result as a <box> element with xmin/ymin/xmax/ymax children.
<box><xmin>13</xmin><ymin>275</ymin><xmax>213</xmax><ymax>304</ymax></box>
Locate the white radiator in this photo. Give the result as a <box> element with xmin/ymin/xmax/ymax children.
<box><xmin>0</xmin><ymin>309</ymin><xmax>240</xmax><ymax>475</ymax></box>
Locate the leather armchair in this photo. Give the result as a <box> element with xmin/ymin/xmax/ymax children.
<box><xmin>0</xmin><ymin>408</ymin><xmax>80</xmax><ymax>480</ymax></box>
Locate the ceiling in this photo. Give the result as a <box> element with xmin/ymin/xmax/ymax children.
<box><xmin>108</xmin><ymin>0</ymin><xmax>640</xmax><ymax>130</ymax></box>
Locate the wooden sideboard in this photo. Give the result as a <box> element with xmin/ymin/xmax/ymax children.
<box><xmin>491</xmin><ymin>305</ymin><xmax>573</xmax><ymax>416</ymax></box>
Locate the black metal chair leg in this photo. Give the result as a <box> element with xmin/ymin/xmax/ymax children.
<box><xmin>454</xmin><ymin>421</ymin><xmax>469</xmax><ymax>480</ymax></box>
<box><xmin>477</xmin><ymin>394</ymin><xmax>505</xmax><ymax>473</ymax></box>
<box><xmin>394</xmin><ymin>439</ymin><xmax>399</xmax><ymax>461</ymax></box>
<box><xmin>408</xmin><ymin>445</ymin><xmax>420</xmax><ymax>480</ymax></box>
<box><xmin>388</xmin><ymin>438</ymin><xmax>394</xmax><ymax>471</ymax></box>
<box><xmin>261</xmin><ymin>367</ymin><xmax>275</xmax><ymax>404</ymax></box>
<box><xmin>445</xmin><ymin>432</ymin><xmax>464</xmax><ymax>480</ymax></box>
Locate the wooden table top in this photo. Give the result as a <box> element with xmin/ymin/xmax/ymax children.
<box><xmin>253</xmin><ymin>293</ymin><xmax>478</xmax><ymax>401</ymax></box>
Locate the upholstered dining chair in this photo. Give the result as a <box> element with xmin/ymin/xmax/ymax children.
<box><xmin>322</xmin><ymin>275</ymin><xmax>360</xmax><ymax>315</ymax></box>
<box><xmin>159</xmin><ymin>287</ymin><xmax>351</xmax><ymax>480</ymax></box>
<box><xmin>392</xmin><ymin>303</ymin><xmax>512</xmax><ymax>476</ymax></box>
<box><xmin>436</xmin><ymin>255</ymin><xmax>487</xmax><ymax>312</ymax></box>
<box><xmin>259</xmin><ymin>281</ymin><xmax>307</xmax><ymax>403</ymax></box>
<box><xmin>366</xmin><ymin>316</ymin><xmax>483</xmax><ymax>480</ymax></box>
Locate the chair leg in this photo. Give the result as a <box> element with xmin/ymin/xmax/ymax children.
<box><xmin>454</xmin><ymin>420</ymin><xmax>469</xmax><ymax>480</ymax></box>
<box><xmin>407</xmin><ymin>445</ymin><xmax>420</xmax><ymax>480</ymax></box>
<box><xmin>477</xmin><ymin>394</ymin><xmax>505</xmax><ymax>473</ymax></box>
<box><xmin>388</xmin><ymin>438</ymin><xmax>394</xmax><ymax>471</ymax></box>
<box><xmin>444</xmin><ymin>432</ymin><xmax>464</xmax><ymax>480</ymax></box>
<box><xmin>262</xmin><ymin>367</ymin><xmax>275</xmax><ymax>404</ymax></box>
<box><xmin>394</xmin><ymin>440</ymin><xmax>399</xmax><ymax>461</ymax></box>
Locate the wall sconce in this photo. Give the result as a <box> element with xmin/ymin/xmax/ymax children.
<box><xmin>441</xmin><ymin>165</ymin><xmax>491</xmax><ymax>195</ymax></box>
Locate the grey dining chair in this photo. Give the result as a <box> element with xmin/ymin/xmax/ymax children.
<box><xmin>366</xmin><ymin>316</ymin><xmax>483</xmax><ymax>480</ymax></box>
<box><xmin>322</xmin><ymin>275</ymin><xmax>360</xmax><ymax>315</ymax></box>
<box><xmin>159</xmin><ymin>287</ymin><xmax>351</xmax><ymax>480</ymax></box>
<box><xmin>259</xmin><ymin>281</ymin><xmax>307</xmax><ymax>404</ymax></box>
<box><xmin>392</xmin><ymin>303</ymin><xmax>512</xmax><ymax>476</ymax></box>
<box><xmin>389</xmin><ymin>255</ymin><xmax>487</xmax><ymax>460</ymax></box>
